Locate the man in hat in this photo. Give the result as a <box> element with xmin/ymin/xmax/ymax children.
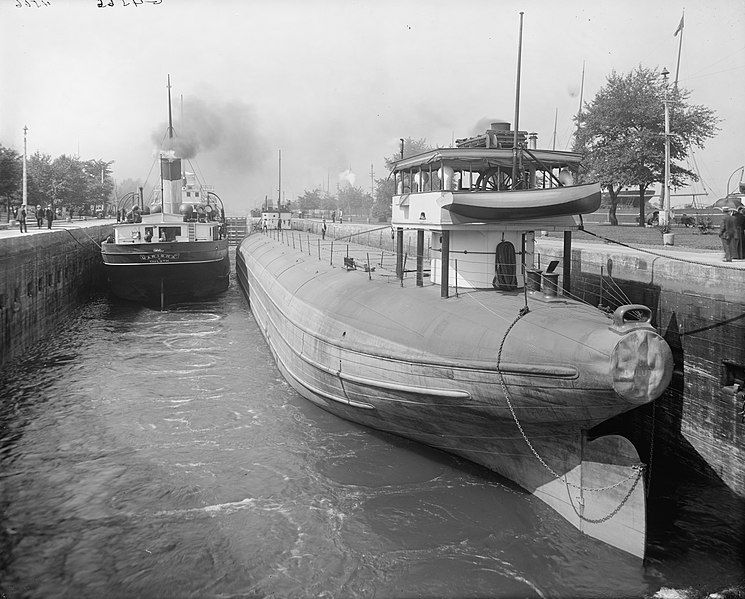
<box><xmin>719</xmin><ymin>207</ymin><xmax>737</xmax><ymax>262</ymax></box>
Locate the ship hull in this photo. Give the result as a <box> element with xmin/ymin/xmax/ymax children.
<box><xmin>236</xmin><ymin>233</ymin><xmax>673</xmax><ymax>558</ymax></box>
<box><xmin>102</xmin><ymin>240</ymin><xmax>230</xmax><ymax>305</ymax></box>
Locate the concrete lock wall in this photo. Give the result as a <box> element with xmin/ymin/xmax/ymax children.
<box><xmin>0</xmin><ymin>225</ymin><xmax>112</xmax><ymax>367</ymax></box>
<box><xmin>537</xmin><ymin>239</ymin><xmax>745</xmax><ymax>497</ymax></box>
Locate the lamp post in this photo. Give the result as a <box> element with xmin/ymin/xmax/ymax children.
<box><xmin>660</xmin><ymin>67</ymin><xmax>672</xmax><ymax>227</ymax></box>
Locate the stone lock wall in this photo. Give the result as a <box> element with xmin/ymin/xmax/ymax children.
<box><xmin>0</xmin><ymin>226</ymin><xmax>111</xmax><ymax>367</ymax></box>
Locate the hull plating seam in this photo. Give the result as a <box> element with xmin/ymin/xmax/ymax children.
<box><xmin>272</xmin><ymin>339</ymin><xmax>375</xmax><ymax>410</ymax></box>
<box><xmin>250</xmin><ymin>281</ymin><xmax>472</xmax><ymax>402</ymax></box>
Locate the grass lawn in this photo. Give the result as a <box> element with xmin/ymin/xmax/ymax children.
<box><xmin>547</xmin><ymin>223</ymin><xmax>722</xmax><ymax>251</ymax></box>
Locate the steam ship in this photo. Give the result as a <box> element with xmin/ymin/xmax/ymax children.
<box><xmin>101</xmin><ymin>77</ymin><xmax>230</xmax><ymax>309</ymax></box>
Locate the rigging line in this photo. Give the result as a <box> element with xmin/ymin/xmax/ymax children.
<box><xmin>142</xmin><ymin>129</ymin><xmax>169</xmax><ymax>196</ymax></box>
<box><xmin>681</xmin><ymin>63</ymin><xmax>745</xmax><ymax>82</ymax></box>
<box><xmin>190</xmin><ymin>157</ymin><xmax>208</xmax><ymax>188</ymax></box>
<box><xmin>605</xmin><ymin>275</ymin><xmax>632</xmax><ymax>305</ymax></box>
<box><xmin>684</xmin><ymin>45</ymin><xmax>745</xmax><ymax>78</ymax></box>
<box><xmin>59</xmin><ymin>226</ymin><xmax>102</xmax><ymax>251</ymax></box>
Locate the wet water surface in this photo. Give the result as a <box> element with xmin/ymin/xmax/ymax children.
<box><xmin>0</xmin><ymin>280</ymin><xmax>742</xmax><ymax>598</ymax></box>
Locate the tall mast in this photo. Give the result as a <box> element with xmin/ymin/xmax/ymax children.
<box><xmin>552</xmin><ymin>108</ymin><xmax>558</xmax><ymax>150</ymax></box>
<box><xmin>511</xmin><ymin>11</ymin><xmax>524</xmax><ymax>189</ymax></box>
<box><xmin>576</xmin><ymin>60</ymin><xmax>585</xmax><ymax>136</ymax></box>
<box><xmin>167</xmin><ymin>74</ymin><xmax>174</xmax><ymax>141</ymax></box>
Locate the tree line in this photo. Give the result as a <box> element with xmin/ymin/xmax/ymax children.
<box><xmin>0</xmin><ymin>146</ymin><xmax>115</xmax><ymax>218</ymax></box>
<box><xmin>279</xmin><ymin>138</ymin><xmax>431</xmax><ymax>223</ymax></box>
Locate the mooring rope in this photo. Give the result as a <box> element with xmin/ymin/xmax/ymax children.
<box><xmin>580</xmin><ymin>229</ymin><xmax>743</xmax><ymax>271</ymax></box>
<box><xmin>60</xmin><ymin>225</ymin><xmax>102</xmax><ymax>250</ymax></box>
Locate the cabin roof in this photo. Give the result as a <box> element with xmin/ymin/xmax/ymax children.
<box><xmin>391</xmin><ymin>147</ymin><xmax>584</xmax><ymax>172</ymax></box>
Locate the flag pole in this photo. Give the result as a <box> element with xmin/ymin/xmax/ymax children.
<box><xmin>674</xmin><ymin>12</ymin><xmax>684</xmax><ymax>89</ymax></box>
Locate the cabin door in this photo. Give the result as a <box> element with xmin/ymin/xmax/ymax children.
<box><xmin>493</xmin><ymin>241</ymin><xmax>518</xmax><ymax>290</ymax></box>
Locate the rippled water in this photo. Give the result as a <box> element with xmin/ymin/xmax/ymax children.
<box><xmin>0</xmin><ymin>277</ymin><xmax>742</xmax><ymax>598</ymax></box>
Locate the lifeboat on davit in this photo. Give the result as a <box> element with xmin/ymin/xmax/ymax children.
<box><xmin>236</xmin><ymin>123</ymin><xmax>673</xmax><ymax>559</ymax></box>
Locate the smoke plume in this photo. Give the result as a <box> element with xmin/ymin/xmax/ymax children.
<box><xmin>151</xmin><ymin>96</ymin><xmax>268</xmax><ymax>168</ymax></box>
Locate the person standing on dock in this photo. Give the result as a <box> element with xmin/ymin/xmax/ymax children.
<box><xmin>45</xmin><ymin>206</ymin><xmax>54</xmax><ymax>230</ymax></box>
<box><xmin>321</xmin><ymin>218</ymin><xmax>327</xmax><ymax>239</ymax></box>
<box><xmin>719</xmin><ymin>207</ymin><xmax>737</xmax><ymax>262</ymax></box>
<box><xmin>35</xmin><ymin>205</ymin><xmax>43</xmax><ymax>229</ymax></box>
<box><xmin>734</xmin><ymin>206</ymin><xmax>745</xmax><ymax>259</ymax></box>
<box><xmin>18</xmin><ymin>207</ymin><xmax>27</xmax><ymax>233</ymax></box>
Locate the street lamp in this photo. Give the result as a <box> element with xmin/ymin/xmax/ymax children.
<box><xmin>660</xmin><ymin>67</ymin><xmax>672</xmax><ymax>227</ymax></box>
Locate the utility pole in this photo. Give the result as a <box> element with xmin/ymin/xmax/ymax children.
<box><xmin>277</xmin><ymin>149</ymin><xmax>282</xmax><ymax>211</ymax></box>
<box><xmin>660</xmin><ymin>67</ymin><xmax>672</xmax><ymax>227</ymax></box>
<box><xmin>22</xmin><ymin>125</ymin><xmax>28</xmax><ymax>212</ymax></box>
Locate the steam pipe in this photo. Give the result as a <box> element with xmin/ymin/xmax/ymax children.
<box><xmin>207</xmin><ymin>191</ymin><xmax>226</xmax><ymax>222</ymax></box>
<box><xmin>726</xmin><ymin>166</ymin><xmax>744</xmax><ymax>196</ymax></box>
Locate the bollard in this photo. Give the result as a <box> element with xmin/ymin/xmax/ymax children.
<box><xmin>542</xmin><ymin>272</ymin><xmax>559</xmax><ymax>298</ymax></box>
<box><xmin>526</xmin><ymin>269</ymin><xmax>542</xmax><ymax>293</ymax></box>
<box><xmin>455</xmin><ymin>259</ymin><xmax>458</xmax><ymax>297</ymax></box>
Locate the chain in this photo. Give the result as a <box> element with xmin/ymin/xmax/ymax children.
<box><xmin>565</xmin><ymin>465</ymin><xmax>645</xmax><ymax>524</ymax></box>
<box><xmin>496</xmin><ymin>310</ymin><xmax>642</xmax><ymax>493</ymax></box>
<box><xmin>646</xmin><ymin>400</ymin><xmax>656</xmax><ymax>498</ymax></box>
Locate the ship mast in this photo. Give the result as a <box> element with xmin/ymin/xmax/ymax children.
<box><xmin>167</xmin><ymin>74</ymin><xmax>174</xmax><ymax>141</ymax></box>
<box><xmin>511</xmin><ymin>11</ymin><xmax>524</xmax><ymax>189</ymax></box>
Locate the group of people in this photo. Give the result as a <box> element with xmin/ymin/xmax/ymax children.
<box><xmin>719</xmin><ymin>205</ymin><xmax>745</xmax><ymax>262</ymax></box>
<box><xmin>15</xmin><ymin>204</ymin><xmax>55</xmax><ymax>233</ymax></box>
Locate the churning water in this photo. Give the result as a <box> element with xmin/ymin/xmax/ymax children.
<box><xmin>0</xmin><ymin>276</ymin><xmax>742</xmax><ymax>598</ymax></box>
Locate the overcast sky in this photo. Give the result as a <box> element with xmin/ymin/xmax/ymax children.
<box><xmin>2</xmin><ymin>0</ymin><xmax>744</xmax><ymax>213</ymax></box>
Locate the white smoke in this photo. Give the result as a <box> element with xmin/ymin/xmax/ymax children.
<box><xmin>338</xmin><ymin>168</ymin><xmax>356</xmax><ymax>187</ymax></box>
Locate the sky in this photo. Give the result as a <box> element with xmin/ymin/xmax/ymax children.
<box><xmin>2</xmin><ymin>0</ymin><xmax>744</xmax><ymax>214</ymax></box>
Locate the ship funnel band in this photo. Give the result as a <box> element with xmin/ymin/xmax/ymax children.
<box><xmin>611</xmin><ymin>329</ymin><xmax>674</xmax><ymax>403</ymax></box>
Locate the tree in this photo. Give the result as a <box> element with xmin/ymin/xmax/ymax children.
<box><xmin>296</xmin><ymin>188</ymin><xmax>324</xmax><ymax>212</ymax></box>
<box><xmin>26</xmin><ymin>153</ymin><xmax>116</xmax><ymax>216</ymax></box>
<box><xmin>0</xmin><ymin>145</ymin><xmax>22</xmax><ymax>220</ymax></box>
<box><xmin>337</xmin><ymin>184</ymin><xmax>372</xmax><ymax>219</ymax></box>
<box><xmin>385</xmin><ymin>137</ymin><xmax>433</xmax><ymax>168</ymax></box>
<box><xmin>574</xmin><ymin>66</ymin><xmax>718</xmax><ymax>226</ymax></box>
<box><xmin>371</xmin><ymin>177</ymin><xmax>394</xmax><ymax>222</ymax></box>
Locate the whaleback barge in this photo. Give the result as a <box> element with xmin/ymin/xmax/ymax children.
<box><xmin>236</xmin><ymin>122</ymin><xmax>674</xmax><ymax>559</ymax></box>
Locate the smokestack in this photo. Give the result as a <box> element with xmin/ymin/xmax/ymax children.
<box><xmin>161</xmin><ymin>154</ymin><xmax>182</xmax><ymax>214</ymax></box>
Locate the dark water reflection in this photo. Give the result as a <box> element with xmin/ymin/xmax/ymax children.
<box><xmin>0</xmin><ymin>281</ymin><xmax>742</xmax><ymax>598</ymax></box>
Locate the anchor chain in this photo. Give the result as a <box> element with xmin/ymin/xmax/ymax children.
<box><xmin>496</xmin><ymin>310</ymin><xmax>642</xmax><ymax>496</ymax></box>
